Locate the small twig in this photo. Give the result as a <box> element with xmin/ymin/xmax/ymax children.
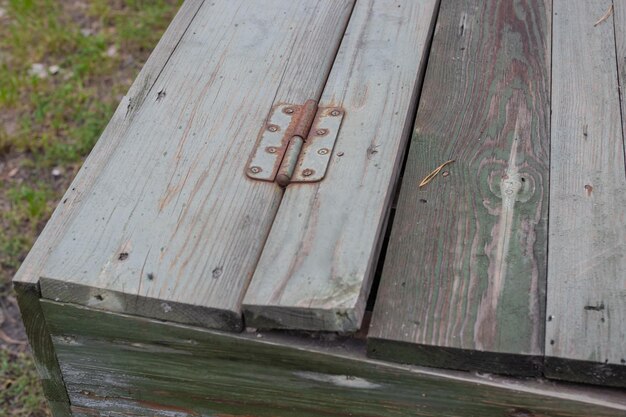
<box><xmin>419</xmin><ymin>160</ymin><xmax>455</xmax><ymax>188</ymax></box>
<box><xmin>0</xmin><ymin>329</ymin><xmax>26</xmax><ymax>345</ymax></box>
<box><xmin>594</xmin><ymin>4</ymin><xmax>613</xmax><ymax>27</ymax></box>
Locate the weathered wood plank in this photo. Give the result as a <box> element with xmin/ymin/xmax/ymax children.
<box><xmin>368</xmin><ymin>0</ymin><xmax>551</xmax><ymax>376</ymax></box>
<box><xmin>545</xmin><ymin>0</ymin><xmax>626</xmax><ymax>388</ymax></box>
<box><xmin>41</xmin><ymin>300</ymin><xmax>626</xmax><ymax>417</ymax></box>
<box><xmin>242</xmin><ymin>0</ymin><xmax>440</xmax><ymax>332</ymax></box>
<box><xmin>12</xmin><ymin>0</ymin><xmax>202</xmax><ymax>288</ymax></box>
<box><xmin>35</xmin><ymin>0</ymin><xmax>355</xmax><ymax>330</ymax></box>
<box><xmin>13</xmin><ymin>283</ymin><xmax>71</xmax><ymax>416</ymax></box>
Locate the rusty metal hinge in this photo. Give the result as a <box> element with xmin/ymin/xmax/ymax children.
<box><xmin>246</xmin><ymin>100</ymin><xmax>344</xmax><ymax>187</ymax></box>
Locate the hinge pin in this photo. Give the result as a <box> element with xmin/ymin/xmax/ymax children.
<box><xmin>276</xmin><ymin>136</ymin><xmax>304</xmax><ymax>187</ymax></box>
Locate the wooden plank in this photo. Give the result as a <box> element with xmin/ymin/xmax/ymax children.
<box><xmin>368</xmin><ymin>0</ymin><xmax>551</xmax><ymax>376</ymax></box>
<box><xmin>33</xmin><ymin>0</ymin><xmax>354</xmax><ymax>330</ymax></box>
<box><xmin>242</xmin><ymin>0</ymin><xmax>440</xmax><ymax>332</ymax></box>
<box><xmin>13</xmin><ymin>0</ymin><xmax>204</xmax><ymax>288</ymax></box>
<box><xmin>14</xmin><ymin>283</ymin><xmax>71</xmax><ymax>416</ymax></box>
<box><xmin>545</xmin><ymin>0</ymin><xmax>626</xmax><ymax>388</ymax></box>
<box><xmin>42</xmin><ymin>300</ymin><xmax>626</xmax><ymax>417</ymax></box>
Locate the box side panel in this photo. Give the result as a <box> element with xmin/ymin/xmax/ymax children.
<box><xmin>41</xmin><ymin>300</ymin><xmax>626</xmax><ymax>417</ymax></box>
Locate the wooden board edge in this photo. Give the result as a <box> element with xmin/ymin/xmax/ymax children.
<box><xmin>13</xmin><ymin>281</ymin><xmax>72</xmax><ymax>415</ymax></box>
<box><xmin>243</xmin><ymin>303</ymin><xmax>364</xmax><ymax>332</ymax></box>
<box><xmin>39</xmin><ymin>276</ymin><xmax>243</xmax><ymax>332</ymax></box>
<box><xmin>545</xmin><ymin>357</ymin><xmax>626</xmax><ymax>389</ymax></box>
<box><xmin>367</xmin><ymin>336</ymin><xmax>543</xmax><ymax>377</ymax></box>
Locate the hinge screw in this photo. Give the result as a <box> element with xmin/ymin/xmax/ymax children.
<box><xmin>330</xmin><ymin>109</ymin><xmax>341</xmax><ymax>116</ymax></box>
<box><xmin>250</xmin><ymin>166</ymin><xmax>262</xmax><ymax>174</ymax></box>
<box><xmin>317</xmin><ymin>148</ymin><xmax>329</xmax><ymax>155</ymax></box>
<box><xmin>316</xmin><ymin>129</ymin><xmax>328</xmax><ymax>136</ymax></box>
<box><xmin>266</xmin><ymin>146</ymin><xmax>277</xmax><ymax>153</ymax></box>
<box><xmin>302</xmin><ymin>169</ymin><xmax>314</xmax><ymax>177</ymax></box>
<box><xmin>283</xmin><ymin>107</ymin><xmax>295</xmax><ymax>114</ymax></box>
<box><xmin>267</xmin><ymin>124</ymin><xmax>279</xmax><ymax>132</ymax></box>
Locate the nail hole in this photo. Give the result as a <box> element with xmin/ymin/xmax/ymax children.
<box><xmin>118</xmin><ymin>252</ymin><xmax>129</xmax><ymax>261</ymax></box>
<box><xmin>147</xmin><ymin>273</ymin><xmax>154</xmax><ymax>281</ymax></box>
<box><xmin>419</xmin><ymin>199</ymin><xmax>427</xmax><ymax>204</ymax></box>
<box><xmin>94</xmin><ymin>294</ymin><xmax>104</xmax><ymax>301</ymax></box>
<box><xmin>212</xmin><ymin>267</ymin><xmax>223</xmax><ymax>279</ymax></box>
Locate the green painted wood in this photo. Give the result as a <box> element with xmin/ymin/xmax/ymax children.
<box><xmin>41</xmin><ymin>300</ymin><xmax>626</xmax><ymax>417</ymax></box>
<box><xmin>368</xmin><ymin>0</ymin><xmax>551</xmax><ymax>376</ymax></box>
<box><xmin>546</xmin><ymin>0</ymin><xmax>626</xmax><ymax>388</ymax></box>
<box><xmin>13</xmin><ymin>283</ymin><xmax>71</xmax><ymax>416</ymax></box>
<box><xmin>243</xmin><ymin>0</ymin><xmax>439</xmax><ymax>332</ymax></box>
<box><xmin>48</xmin><ymin>401</ymin><xmax>73</xmax><ymax>417</ymax></box>
<box><xmin>34</xmin><ymin>0</ymin><xmax>355</xmax><ymax>330</ymax></box>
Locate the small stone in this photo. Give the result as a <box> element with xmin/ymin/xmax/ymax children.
<box><xmin>245</xmin><ymin>327</ymin><xmax>257</xmax><ymax>333</ymax></box>
<box><xmin>106</xmin><ymin>45</ymin><xmax>117</xmax><ymax>58</ymax></box>
<box><xmin>0</xmin><ymin>7</ymin><xmax>6</xmax><ymax>19</ymax></box>
<box><xmin>7</xmin><ymin>167</ymin><xmax>18</xmax><ymax>178</ymax></box>
<box><xmin>48</xmin><ymin>65</ymin><xmax>60</xmax><ymax>75</ymax></box>
<box><xmin>29</xmin><ymin>63</ymin><xmax>48</xmax><ymax>79</ymax></box>
<box><xmin>80</xmin><ymin>28</ymin><xmax>93</xmax><ymax>37</ymax></box>
<box><xmin>51</xmin><ymin>167</ymin><xmax>63</xmax><ymax>177</ymax></box>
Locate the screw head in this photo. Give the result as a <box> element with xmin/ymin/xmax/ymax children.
<box><xmin>330</xmin><ymin>109</ymin><xmax>341</xmax><ymax>116</ymax></box>
<box><xmin>283</xmin><ymin>107</ymin><xmax>295</xmax><ymax>114</ymax></box>
<box><xmin>337</xmin><ymin>151</ymin><xmax>344</xmax><ymax>157</ymax></box>
<box><xmin>317</xmin><ymin>148</ymin><xmax>329</xmax><ymax>155</ymax></box>
<box><xmin>316</xmin><ymin>128</ymin><xmax>328</xmax><ymax>136</ymax></box>
<box><xmin>249</xmin><ymin>166</ymin><xmax>262</xmax><ymax>174</ymax></box>
<box><xmin>266</xmin><ymin>146</ymin><xmax>277</xmax><ymax>154</ymax></box>
<box><xmin>302</xmin><ymin>168</ymin><xmax>314</xmax><ymax>177</ymax></box>
<box><xmin>267</xmin><ymin>124</ymin><xmax>279</xmax><ymax>132</ymax></box>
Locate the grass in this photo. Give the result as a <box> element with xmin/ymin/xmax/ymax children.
<box><xmin>0</xmin><ymin>0</ymin><xmax>182</xmax><ymax>414</ymax></box>
<box><xmin>0</xmin><ymin>349</ymin><xmax>46</xmax><ymax>417</ymax></box>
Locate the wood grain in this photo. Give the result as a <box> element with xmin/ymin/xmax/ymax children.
<box><xmin>42</xmin><ymin>300</ymin><xmax>626</xmax><ymax>417</ymax></box>
<box><xmin>545</xmin><ymin>0</ymin><xmax>626</xmax><ymax>388</ymax></box>
<box><xmin>368</xmin><ymin>0</ymin><xmax>551</xmax><ymax>376</ymax></box>
<box><xmin>242</xmin><ymin>0</ymin><xmax>440</xmax><ymax>332</ymax></box>
<box><xmin>34</xmin><ymin>0</ymin><xmax>354</xmax><ymax>330</ymax></box>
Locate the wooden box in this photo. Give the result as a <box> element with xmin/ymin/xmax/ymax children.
<box><xmin>14</xmin><ymin>0</ymin><xmax>626</xmax><ymax>415</ymax></box>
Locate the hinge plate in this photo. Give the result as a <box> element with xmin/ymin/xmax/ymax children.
<box><xmin>291</xmin><ymin>107</ymin><xmax>344</xmax><ymax>183</ymax></box>
<box><xmin>246</xmin><ymin>103</ymin><xmax>303</xmax><ymax>182</ymax></box>
<box><xmin>247</xmin><ymin>102</ymin><xmax>344</xmax><ymax>185</ymax></box>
